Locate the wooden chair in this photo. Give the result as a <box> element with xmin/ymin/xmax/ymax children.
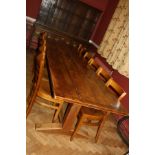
<box><xmin>96</xmin><ymin>66</ymin><xmax>113</xmax><ymax>83</ymax></box>
<box><xmin>72</xmin><ymin>41</ymin><xmax>77</xmax><ymax>48</ymax></box>
<box><xmin>31</xmin><ymin>32</ymin><xmax>47</xmax><ymax>79</ymax></box>
<box><xmin>88</xmin><ymin>58</ymin><xmax>100</xmax><ymax>71</ymax></box>
<box><xmin>26</xmin><ymin>38</ymin><xmax>64</xmax><ymax>122</ymax></box>
<box><xmin>105</xmin><ymin>78</ymin><xmax>126</xmax><ymax>102</ymax></box>
<box><xmin>38</xmin><ymin>32</ymin><xmax>47</xmax><ymax>46</ymax></box>
<box><xmin>70</xmin><ymin>107</ymin><xmax>109</xmax><ymax>143</ymax></box>
<box><xmin>78</xmin><ymin>44</ymin><xmax>83</xmax><ymax>52</ymax></box>
<box><xmin>77</xmin><ymin>44</ymin><xmax>87</xmax><ymax>57</ymax></box>
<box><xmin>83</xmin><ymin>51</ymin><xmax>93</xmax><ymax>61</ymax></box>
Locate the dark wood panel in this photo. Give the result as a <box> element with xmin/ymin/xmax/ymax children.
<box><xmin>29</xmin><ymin>23</ymin><xmax>91</xmax><ymax>49</ymax></box>
<box><xmin>37</xmin><ymin>0</ymin><xmax>101</xmax><ymax>41</ymax></box>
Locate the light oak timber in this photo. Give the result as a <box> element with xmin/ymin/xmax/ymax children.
<box><xmin>88</xmin><ymin>58</ymin><xmax>100</xmax><ymax>71</ymax></box>
<box><xmin>35</xmin><ymin>122</ymin><xmax>90</xmax><ymax>140</ymax></box>
<box><xmin>105</xmin><ymin>77</ymin><xmax>127</xmax><ymax>102</ymax></box>
<box><xmin>70</xmin><ymin>108</ymin><xmax>110</xmax><ymax>142</ymax></box>
<box><xmin>96</xmin><ymin>66</ymin><xmax>112</xmax><ymax>83</ymax></box>
<box><xmin>35</xmin><ymin>122</ymin><xmax>62</xmax><ymax>131</ymax></box>
<box><xmin>62</xmin><ymin>104</ymin><xmax>81</xmax><ymax>131</ymax></box>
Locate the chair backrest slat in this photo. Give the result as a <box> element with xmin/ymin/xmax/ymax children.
<box><xmin>96</xmin><ymin>66</ymin><xmax>112</xmax><ymax>82</ymax></box>
<box><xmin>77</xmin><ymin>44</ymin><xmax>87</xmax><ymax>57</ymax></box>
<box><xmin>88</xmin><ymin>58</ymin><xmax>100</xmax><ymax>71</ymax></box>
<box><xmin>34</xmin><ymin>44</ymin><xmax>46</xmax><ymax>88</ymax></box>
<box><xmin>33</xmin><ymin>32</ymin><xmax>47</xmax><ymax>90</ymax></box>
<box><xmin>105</xmin><ymin>78</ymin><xmax>126</xmax><ymax>101</ymax></box>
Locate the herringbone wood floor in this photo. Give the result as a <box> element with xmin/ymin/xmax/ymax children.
<box><xmin>26</xmin><ymin>50</ymin><xmax>128</xmax><ymax>155</ymax></box>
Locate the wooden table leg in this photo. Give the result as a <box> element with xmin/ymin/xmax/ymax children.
<box><xmin>95</xmin><ymin>111</ymin><xmax>110</xmax><ymax>142</ymax></box>
<box><xmin>34</xmin><ymin>103</ymin><xmax>89</xmax><ymax>139</ymax></box>
<box><xmin>62</xmin><ymin>103</ymin><xmax>81</xmax><ymax>131</ymax></box>
<box><xmin>35</xmin><ymin>103</ymin><xmax>81</xmax><ymax>132</ymax></box>
<box><xmin>35</xmin><ymin>122</ymin><xmax>62</xmax><ymax>131</ymax></box>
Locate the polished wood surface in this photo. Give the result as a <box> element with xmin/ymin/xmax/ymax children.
<box><xmin>46</xmin><ymin>38</ymin><xmax>128</xmax><ymax>115</ymax></box>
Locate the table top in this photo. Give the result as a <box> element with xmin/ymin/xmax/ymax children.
<box><xmin>46</xmin><ymin>38</ymin><xmax>128</xmax><ymax>116</ymax></box>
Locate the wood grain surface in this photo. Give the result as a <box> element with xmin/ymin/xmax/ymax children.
<box><xmin>46</xmin><ymin>38</ymin><xmax>128</xmax><ymax>116</ymax></box>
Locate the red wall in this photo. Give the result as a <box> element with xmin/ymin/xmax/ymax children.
<box><xmin>26</xmin><ymin>0</ymin><xmax>42</xmax><ymax>19</ymax></box>
<box><xmin>80</xmin><ymin>0</ymin><xmax>109</xmax><ymax>11</ymax></box>
<box><xmin>26</xmin><ymin>0</ymin><xmax>118</xmax><ymax>45</ymax></box>
<box><xmin>90</xmin><ymin>0</ymin><xmax>119</xmax><ymax>45</ymax></box>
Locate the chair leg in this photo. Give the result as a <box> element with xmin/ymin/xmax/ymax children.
<box><xmin>95</xmin><ymin>112</ymin><xmax>109</xmax><ymax>143</ymax></box>
<box><xmin>58</xmin><ymin>106</ymin><xmax>64</xmax><ymax>123</ymax></box>
<box><xmin>70</xmin><ymin>115</ymin><xmax>84</xmax><ymax>141</ymax></box>
<box><xmin>52</xmin><ymin>103</ymin><xmax>63</xmax><ymax>122</ymax></box>
<box><xmin>52</xmin><ymin>109</ymin><xmax>56</xmax><ymax>122</ymax></box>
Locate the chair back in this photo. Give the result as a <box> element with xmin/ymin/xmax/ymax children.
<box><xmin>96</xmin><ymin>66</ymin><xmax>112</xmax><ymax>82</ymax></box>
<box><xmin>83</xmin><ymin>51</ymin><xmax>93</xmax><ymax>61</ymax></box>
<box><xmin>33</xmin><ymin>33</ymin><xmax>47</xmax><ymax>90</ymax></box>
<box><xmin>77</xmin><ymin>44</ymin><xmax>86</xmax><ymax>56</ymax></box>
<box><xmin>78</xmin><ymin>44</ymin><xmax>83</xmax><ymax>52</ymax></box>
<box><xmin>34</xmin><ymin>44</ymin><xmax>46</xmax><ymax>88</ymax></box>
<box><xmin>105</xmin><ymin>78</ymin><xmax>126</xmax><ymax>101</ymax></box>
<box><xmin>88</xmin><ymin>58</ymin><xmax>100</xmax><ymax>71</ymax></box>
<box><xmin>38</xmin><ymin>32</ymin><xmax>47</xmax><ymax>46</ymax></box>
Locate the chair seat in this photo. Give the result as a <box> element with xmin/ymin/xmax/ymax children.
<box><xmin>71</xmin><ymin>107</ymin><xmax>108</xmax><ymax>142</ymax></box>
<box><xmin>80</xmin><ymin>107</ymin><xmax>104</xmax><ymax>119</ymax></box>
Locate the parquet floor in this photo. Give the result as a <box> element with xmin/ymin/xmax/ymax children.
<box><xmin>26</xmin><ymin>50</ymin><xmax>128</xmax><ymax>155</ymax></box>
